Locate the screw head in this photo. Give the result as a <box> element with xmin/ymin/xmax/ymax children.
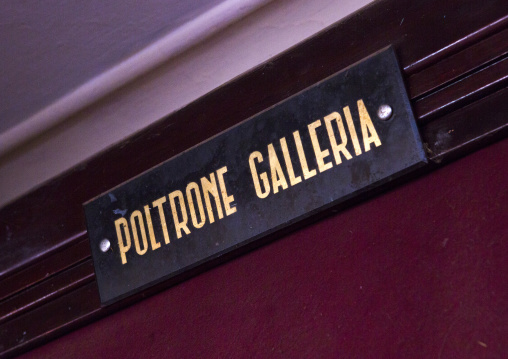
<box><xmin>100</xmin><ymin>239</ymin><xmax>111</xmax><ymax>252</ymax></box>
<box><xmin>377</xmin><ymin>104</ymin><xmax>393</xmax><ymax>121</ymax></box>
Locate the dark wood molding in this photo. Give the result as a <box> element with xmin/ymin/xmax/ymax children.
<box><xmin>1</xmin><ymin>0</ymin><xmax>507</xmax><ymax>357</ymax></box>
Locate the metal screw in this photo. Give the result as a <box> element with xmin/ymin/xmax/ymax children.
<box><xmin>377</xmin><ymin>104</ymin><xmax>393</xmax><ymax>121</ymax></box>
<box><xmin>100</xmin><ymin>239</ymin><xmax>111</xmax><ymax>252</ymax></box>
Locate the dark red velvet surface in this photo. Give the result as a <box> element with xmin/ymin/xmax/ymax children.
<box><xmin>20</xmin><ymin>138</ymin><xmax>507</xmax><ymax>358</ymax></box>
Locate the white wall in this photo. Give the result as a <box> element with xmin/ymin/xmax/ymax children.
<box><xmin>0</xmin><ymin>0</ymin><xmax>373</xmax><ymax>209</ymax></box>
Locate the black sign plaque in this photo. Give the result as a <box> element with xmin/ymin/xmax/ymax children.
<box><xmin>84</xmin><ymin>47</ymin><xmax>427</xmax><ymax>305</ymax></box>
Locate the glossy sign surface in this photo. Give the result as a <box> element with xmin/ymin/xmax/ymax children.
<box><xmin>84</xmin><ymin>48</ymin><xmax>426</xmax><ymax>305</ymax></box>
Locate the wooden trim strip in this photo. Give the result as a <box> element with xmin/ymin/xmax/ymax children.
<box><xmin>0</xmin><ymin>260</ymin><xmax>95</xmax><ymax>325</ymax></box>
<box><xmin>0</xmin><ymin>282</ymin><xmax>102</xmax><ymax>359</ymax></box>
<box><xmin>403</xmin><ymin>14</ymin><xmax>508</xmax><ymax>75</ymax></box>
<box><xmin>414</xmin><ymin>56</ymin><xmax>508</xmax><ymax>121</ymax></box>
<box><xmin>421</xmin><ymin>86</ymin><xmax>508</xmax><ymax>162</ymax></box>
<box><xmin>409</xmin><ymin>27</ymin><xmax>508</xmax><ymax>99</ymax></box>
<box><xmin>0</xmin><ymin>237</ymin><xmax>90</xmax><ymax>303</ymax></box>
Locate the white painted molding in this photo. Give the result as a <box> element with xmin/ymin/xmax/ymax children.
<box><xmin>0</xmin><ymin>0</ymin><xmax>272</xmax><ymax>159</ymax></box>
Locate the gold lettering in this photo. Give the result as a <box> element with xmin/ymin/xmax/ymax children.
<box><xmin>130</xmin><ymin>210</ymin><xmax>148</xmax><ymax>256</ymax></box>
<box><xmin>200</xmin><ymin>173</ymin><xmax>224</xmax><ymax>223</ymax></box>
<box><xmin>216</xmin><ymin>166</ymin><xmax>237</xmax><ymax>216</ymax></box>
<box><xmin>249</xmin><ymin>151</ymin><xmax>270</xmax><ymax>198</ymax></box>
<box><xmin>280</xmin><ymin>137</ymin><xmax>302</xmax><ymax>186</ymax></box>
<box><xmin>115</xmin><ymin>217</ymin><xmax>131</xmax><ymax>265</ymax></box>
<box><xmin>169</xmin><ymin>190</ymin><xmax>191</xmax><ymax>238</ymax></box>
<box><xmin>343</xmin><ymin>106</ymin><xmax>362</xmax><ymax>156</ymax></box>
<box><xmin>324</xmin><ymin>111</ymin><xmax>353</xmax><ymax>165</ymax></box>
<box><xmin>293</xmin><ymin>130</ymin><xmax>317</xmax><ymax>180</ymax></box>
<box><xmin>186</xmin><ymin>182</ymin><xmax>206</xmax><ymax>228</ymax></box>
<box><xmin>143</xmin><ymin>205</ymin><xmax>161</xmax><ymax>251</ymax></box>
<box><xmin>308</xmin><ymin>119</ymin><xmax>333</xmax><ymax>173</ymax></box>
<box><xmin>152</xmin><ymin>196</ymin><xmax>170</xmax><ymax>244</ymax></box>
<box><xmin>357</xmin><ymin>99</ymin><xmax>382</xmax><ymax>151</ymax></box>
<box><xmin>268</xmin><ymin>143</ymin><xmax>288</xmax><ymax>194</ymax></box>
